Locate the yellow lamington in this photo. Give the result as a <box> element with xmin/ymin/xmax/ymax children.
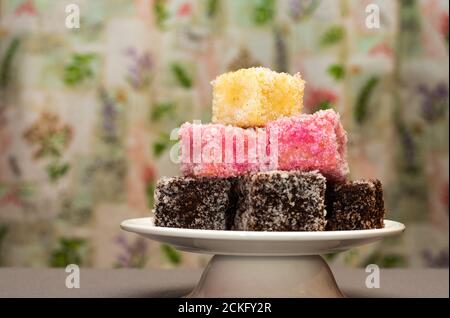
<box><xmin>212</xmin><ymin>67</ymin><xmax>305</xmax><ymax>127</ymax></box>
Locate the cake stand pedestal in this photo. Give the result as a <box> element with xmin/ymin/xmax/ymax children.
<box><xmin>121</xmin><ymin>217</ymin><xmax>404</xmax><ymax>298</ymax></box>
<box><xmin>187</xmin><ymin>255</ymin><xmax>342</xmax><ymax>298</ymax></box>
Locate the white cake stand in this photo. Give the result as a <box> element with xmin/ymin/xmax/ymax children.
<box><xmin>121</xmin><ymin>217</ymin><xmax>405</xmax><ymax>298</ymax></box>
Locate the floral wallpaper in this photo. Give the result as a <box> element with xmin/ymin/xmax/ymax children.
<box><xmin>0</xmin><ymin>0</ymin><xmax>448</xmax><ymax>268</ymax></box>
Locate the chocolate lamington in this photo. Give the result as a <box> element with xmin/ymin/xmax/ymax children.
<box><xmin>154</xmin><ymin>176</ymin><xmax>236</xmax><ymax>230</ymax></box>
<box><xmin>234</xmin><ymin>170</ymin><xmax>327</xmax><ymax>231</ymax></box>
<box><xmin>326</xmin><ymin>179</ymin><xmax>385</xmax><ymax>231</ymax></box>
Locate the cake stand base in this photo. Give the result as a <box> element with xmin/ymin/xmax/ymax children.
<box><xmin>187</xmin><ymin>255</ymin><xmax>344</xmax><ymax>298</ymax></box>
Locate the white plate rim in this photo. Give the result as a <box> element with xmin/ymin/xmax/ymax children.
<box><xmin>120</xmin><ymin>217</ymin><xmax>405</xmax><ymax>241</ymax></box>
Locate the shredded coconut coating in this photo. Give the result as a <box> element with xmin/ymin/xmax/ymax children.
<box><xmin>179</xmin><ymin>122</ymin><xmax>269</xmax><ymax>177</ymax></box>
<box><xmin>180</xmin><ymin>110</ymin><xmax>349</xmax><ymax>179</ymax></box>
<box><xmin>154</xmin><ymin>176</ymin><xmax>236</xmax><ymax>230</ymax></box>
<box><xmin>212</xmin><ymin>67</ymin><xmax>305</xmax><ymax>127</ymax></box>
<box><xmin>325</xmin><ymin>179</ymin><xmax>385</xmax><ymax>230</ymax></box>
<box><xmin>267</xmin><ymin>109</ymin><xmax>349</xmax><ymax>181</ymax></box>
<box><xmin>233</xmin><ymin>170</ymin><xmax>327</xmax><ymax>231</ymax></box>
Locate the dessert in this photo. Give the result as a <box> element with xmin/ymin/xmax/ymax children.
<box><xmin>151</xmin><ymin>67</ymin><xmax>385</xmax><ymax>232</ymax></box>
<box><xmin>212</xmin><ymin>67</ymin><xmax>305</xmax><ymax>127</ymax></box>
<box><xmin>154</xmin><ymin>176</ymin><xmax>236</xmax><ymax>230</ymax></box>
<box><xmin>267</xmin><ymin>109</ymin><xmax>349</xmax><ymax>182</ymax></box>
<box><xmin>179</xmin><ymin>122</ymin><xmax>272</xmax><ymax>177</ymax></box>
<box><xmin>325</xmin><ymin>179</ymin><xmax>385</xmax><ymax>231</ymax></box>
<box><xmin>233</xmin><ymin>170</ymin><xmax>327</xmax><ymax>231</ymax></box>
<box><xmin>179</xmin><ymin>109</ymin><xmax>349</xmax><ymax>180</ymax></box>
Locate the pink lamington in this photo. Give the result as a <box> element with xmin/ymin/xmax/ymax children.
<box><xmin>267</xmin><ymin>109</ymin><xmax>349</xmax><ymax>181</ymax></box>
<box><xmin>179</xmin><ymin>122</ymin><xmax>271</xmax><ymax>177</ymax></box>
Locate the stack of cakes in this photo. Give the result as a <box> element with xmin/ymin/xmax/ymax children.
<box><xmin>154</xmin><ymin>68</ymin><xmax>385</xmax><ymax>232</ymax></box>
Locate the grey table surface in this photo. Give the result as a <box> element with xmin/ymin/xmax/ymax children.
<box><xmin>0</xmin><ymin>267</ymin><xmax>448</xmax><ymax>298</ymax></box>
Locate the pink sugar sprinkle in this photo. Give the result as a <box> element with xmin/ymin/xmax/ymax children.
<box><xmin>179</xmin><ymin>123</ymin><xmax>272</xmax><ymax>177</ymax></box>
<box><xmin>267</xmin><ymin>109</ymin><xmax>349</xmax><ymax>181</ymax></box>
<box><xmin>179</xmin><ymin>109</ymin><xmax>349</xmax><ymax>180</ymax></box>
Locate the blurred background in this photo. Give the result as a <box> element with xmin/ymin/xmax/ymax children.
<box><xmin>0</xmin><ymin>0</ymin><xmax>448</xmax><ymax>269</ymax></box>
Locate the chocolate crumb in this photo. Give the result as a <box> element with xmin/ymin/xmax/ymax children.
<box><xmin>325</xmin><ymin>179</ymin><xmax>385</xmax><ymax>231</ymax></box>
<box><xmin>233</xmin><ymin>170</ymin><xmax>327</xmax><ymax>231</ymax></box>
<box><xmin>154</xmin><ymin>176</ymin><xmax>235</xmax><ymax>230</ymax></box>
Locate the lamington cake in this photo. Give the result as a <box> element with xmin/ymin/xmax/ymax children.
<box><xmin>267</xmin><ymin>109</ymin><xmax>349</xmax><ymax>182</ymax></box>
<box><xmin>151</xmin><ymin>67</ymin><xmax>386</xmax><ymax>233</ymax></box>
<box><xmin>212</xmin><ymin>67</ymin><xmax>305</xmax><ymax>127</ymax></box>
<box><xmin>234</xmin><ymin>170</ymin><xmax>327</xmax><ymax>231</ymax></box>
<box><xmin>154</xmin><ymin>176</ymin><xmax>236</xmax><ymax>230</ymax></box>
<box><xmin>325</xmin><ymin>179</ymin><xmax>385</xmax><ymax>231</ymax></box>
<box><xmin>179</xmin><ymin>122</ymin><xmax>271</xmax><ymax>177</ymax></box>
<box><xmin>179</xmin><ymin>109</ymin><xmax>349</xmax><ymax>180</ymax></box>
